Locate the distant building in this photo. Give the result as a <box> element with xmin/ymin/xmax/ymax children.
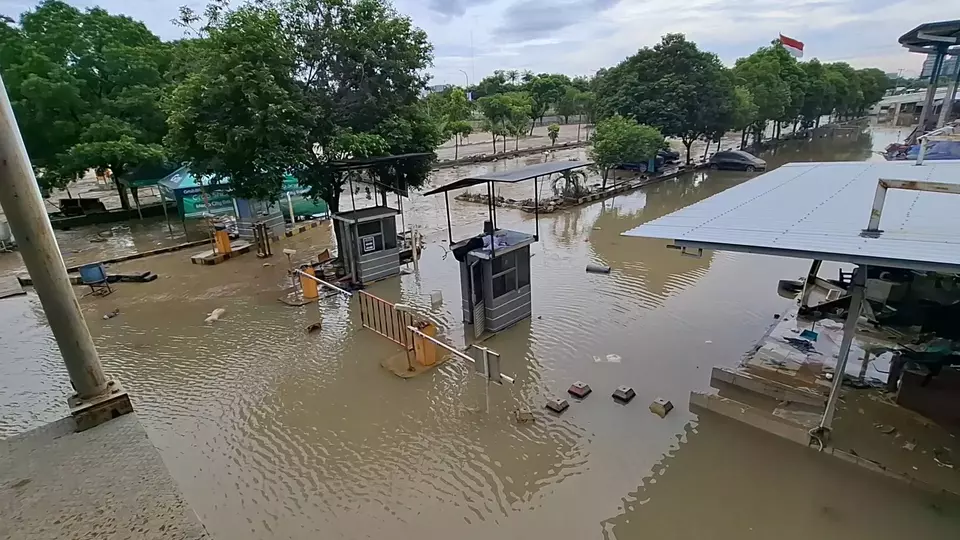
<box><xmin>421</xmin><ymin>84</ymin><xmax>452</xmax><ymax>97</ymax></box>
<box><xmin>921</xmin><ymin>53</ymin><xmax>959</xmax><ymax>79</ymax></box>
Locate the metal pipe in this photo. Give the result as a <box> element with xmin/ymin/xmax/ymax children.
<box><xmin>160</xmin><ymin>188</ymin><xmax>173</xmax><ymax>236</ymax></box>
<box><xmin>919</xmin><ymin>48</ymin><xmax>946</xmax><ymax>132</ymax></box>
<box><xmin>0</xmin><ymin>72</ymin><xmax>108</xmax><ymax>399</ymax></box>
<box><xmin>444</xmin><ymin>192</ymin><xmax>453</xmax><ymax>244</ymax></box>
<box><xmin>818</xmin><ymin>266</ymin><xmax>866</xmax><ymax>432</ymax></box>
<box><xmin>534</xmin><ymin>176</ymin><xmax>539</xmax><ymax>240</ymax></box>
<box><xmin>294</xmin><ymin>269</ymin><xmax>353</xmax><ymax>297</ymax></box>
<box><xmin>938</xmin><ymin>55</ymin><xmax>960</xmax><ymax>128</ymax></box>
<box><xmin>287</xmin><ymin>192</ymin><xmax>296</xmax><ymax>225</ymax></box>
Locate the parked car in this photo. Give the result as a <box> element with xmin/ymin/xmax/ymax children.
<box><xmin>708</xmin><ymin>150</ymin><xmax>767</xmax><ymax>172</ymax></box>
<box><xmin>616</xmin><ymin>154</ymin><xmax>665</xmax><ymax>173</ymax></box>
<box><xmin>658</xmin><ymin>148</ymin><xmax>681</xmax><ymax>163</ymax></box>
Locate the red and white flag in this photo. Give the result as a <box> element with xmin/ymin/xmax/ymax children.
<box><xmin>779</xmin><ymin>34</ymin><xmax>804</xmax><ymax>58</ymax></box>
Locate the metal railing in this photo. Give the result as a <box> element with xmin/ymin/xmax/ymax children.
<box><xmin>293</xmin><ymin>268</ymin><xmax>353</xmax><ymax>297</ymax></box>
<box><xmin>358</xmin><ymin>290</ymin><xmax>416</xmax><ymax>350</ymax></box>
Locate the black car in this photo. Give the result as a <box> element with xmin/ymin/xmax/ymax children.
<box><xmin>658</xmin><ymin>148</ymin><xmax>681</xmax><ymax>163</ymax></box>
<box><xmin>708</xmin><ymin>150</ymin><xmax>767</xmax><ymax>172</ymax></box>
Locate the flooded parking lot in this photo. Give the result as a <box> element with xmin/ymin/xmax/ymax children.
<box><xmin>2</xmin><ymin>125</ymin><xmax>958</xmax><ymax>538</ymax></box>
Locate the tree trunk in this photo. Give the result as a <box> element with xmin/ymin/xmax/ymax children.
<box><xmin>491</xmin><ymin>133</ymin><xmax>497</xmax><ymax>154</ymax></box>
<box><xmin>816</xmin><ymin>116</ymin><xmax>821</xmax><ymax>129</ymax></box>
<box><xmin>793</xmin><ymin>119</ymin><xmax>799</xmax><ymax>134</ymax></box>
<box><xmin>455</xmin><ymin>138</ymin><xmax>459</xmax><ymax>160</ymax></box>
<box><xmin>577</xmin><ymin>122</ymin><xmax>582</xmax><ymax>142</ymax></box>
<box><xmin>111</xmin><ymin>168</ymin><xmax>131</xmax><ymax>211</ymax></box>
<box><xmin>683</xmin><ymin>140</ymin><xmax>693</xmax><ymax>164</ymax></box>
<box><xmin>602</xmin><ymin>169</ymin><xmax>608</xmax><ymax>190</ymax></box>
<box><xmin>717</xmin><ymin>138</ymin><xmax>722</xmax><ymax>151</ymax></box>
<box><xmin>702</xmin><ymin>142</ymin><xmax>710</xmax><ymax>161</ymax></box>
<box><xmin>515</xmin><ymin>135</ymin><xmax>520</xmax><ymax>151</ymax></box>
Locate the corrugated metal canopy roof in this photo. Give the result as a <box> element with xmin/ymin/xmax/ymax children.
<box><xmin>622</xmin><ymin>161</ymin><xmax>960</xmax><ymax>273</ymax></box>
<box><xmin>423</xmin><ymin>160</ymin><xmax>593</xmax><ymax>196</ymax></box>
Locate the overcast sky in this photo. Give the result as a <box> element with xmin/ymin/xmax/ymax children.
<box><xmin>3</xmin><ymin>0</ymin><xmax>954</xmax><ymax>84</ymax></box>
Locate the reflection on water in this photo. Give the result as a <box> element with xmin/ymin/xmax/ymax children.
<box><xmin>2</xmin><ymin>125</ymin><xmax>956</xmax><ymax>538</ymax></box>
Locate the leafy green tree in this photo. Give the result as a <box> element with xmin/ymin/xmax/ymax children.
<box><xmin>478</xmin><ymin>94</ymin><xmax>512</xmax><ymax>153</ymax></box>
<box><xmin>733</xmin><ymin>47</ymin><xmax>789</xmax><ymax>145</ymax></box>
<box><xmin>577</xmin><ymin>90</ymin><xmax>596</xmax><ymax>142</ymax></box>
<box><xmin>425</xmin><ymin>87</ymin><xmax>473</xmax><ymax>158</ymax></box>
<box><xmin>557</xmin><ymin>86</ymin><xmax>581</xmax><ymax>124</ymax></box>
<box><xmin>1</xmin><ymin>0</ymin><xmax>171</xmax><ymax>208</ymax></box>
<box><xmin>547</xmin><ymin>124</ymin><xmax>560</xmax><ymax>146</ymax></box>
<box><xmin>594</xmin><ymin>34</ymin><xmax>734</xmax><ymax>164</ymax></box>
<box><xmin>525</xmin><ymin>74</ymin><xmax>566</xmax><ymax>133</ymax></box>
<box><xmin>503</xmin><ymin>92</ymin><xmax>532</xmax><ymax>151</ymax></box>
<box><xmin>165</xmin><ymin>4</ymin><xmax>307</xmax><ymax>202</ymax></box>
<box><xmin>589</xmin><ymin>115</ymin><xmax>663</xmax><ymax>188</ymax></box>
<box><xmin>731</xmin><ymin>86</ymin><xmax>759</xmax><ymax>149</ymax></box>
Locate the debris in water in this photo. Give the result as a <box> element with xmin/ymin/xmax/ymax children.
<box><xmin>902</xmin><ymin>441</ymin><xmax>917</xmax><ymax>451</ymax></box>
<box><xmin>594</xmin><ymin>354</ymin><xmax>622</xmax><ymax>363</ymax></box>
<box><xmin>514</xmin><ymin>407</ymin><xmax>535</xmax><ymax>424</ymax></box>
<box><xmin>204</xmin><ymin>308</ymin><xmax>226</xmax><ymax>323</ymax></box>
<box><xmin>586</xmin><ymin>264</ymin><xmax>611</xmax><ymax>274</ymax></box>
<box><xmin>650</xmin><ymin>398</ymin><xmax>673</xmax><ymax>418</ymax></box>
<box><xmin>934</xmin><ymin>449</ymin><xmax>954</xmax><ymax>469</ymax></box>
<box><xmin>262</xmin><ymin>262</ymin><xmax>273</xmax><ymax>267</ymax></box>
<box><xmin>873</xmin><ymin>423</ymin><xmax>896</xmax><ymax>435</ymax></box>
<box><xmin>305</xmin><ymin>321</ymin><xmax>322</xmax><ymax>333</ymax></box>
<box><xmin>783</xmin><ymin>337</ymin><xmax>817</xmax><ymax>353</ymax></box>
<box><xmin>102</xmin><ymin>308</ymin><xmax>119</xmax><ymax>320</ymax></box>
<box><xmin>773</xmin><ymin>313</ymin><xmax>781</xmax><ymax>319</ymax></box>
<box><xmin>705</xmin><ymin>340</ymin><xmax>713</xmax><ymax>344</ymax></box>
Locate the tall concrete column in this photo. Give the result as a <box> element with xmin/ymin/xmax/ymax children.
<box><xmin>938</xmin><ymin>56</ymin><xmax>960</xmax><ymax>127</ymax></box>
<box><xmin>919</xmin><ymin>49</ymin><xmax>947</xmax><ymax>132</ymax></box>
<box><xmin>0</xmin><ymin>73</ymin><xmax>108</xmax><ymax>399</ymax></box>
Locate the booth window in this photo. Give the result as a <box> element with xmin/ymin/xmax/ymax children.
<box><xmin>492</xmin><ymin>251</ymin><xmax>519</xmax><ymax>298</ymax></box>
<box><xmin>357</xmin><ymin>220</ymin><xmax>384</xmax><ymax>254</ymax></box>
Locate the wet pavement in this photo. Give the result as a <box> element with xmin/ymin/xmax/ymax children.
<box><xmin>2</xmin><ymin>124</ymin><xmax>958</xmax><ymax>539</ymax></box>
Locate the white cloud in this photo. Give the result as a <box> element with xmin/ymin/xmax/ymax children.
<box><xmin>13</xmin><ymin>0</ymin><xmax>955</xmax><ymax>83</ymax></box>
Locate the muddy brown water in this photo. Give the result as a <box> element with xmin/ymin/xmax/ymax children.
<box><xmin>1</xmin><ymin>125</ymin><xmax>958</xmax><ymax>538</ymax></box>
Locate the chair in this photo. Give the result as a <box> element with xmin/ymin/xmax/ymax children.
<box><xmin>79</xmin><ymin>263</ymin><xmax>112</xmax><ymax>297</ymax></box>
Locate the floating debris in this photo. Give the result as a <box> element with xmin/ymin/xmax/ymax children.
<box><xmin>102</xmin><ymin>308</ymin><xmax>119</xmax><ymax>320</ymax></box>
<box><xmin>514</xmin><ymin>407</ymin><xmax>535</xmax><ymax>424</ymax></box>
<box><xmin>545</xmin><ymin>398</ymin><xmax>569</xmax><ymax>414</ymax></box>
<box><xmin>902</xmin><ymin>441</ymin><xmax>917</xmax><ymax>451</ymax></box>
<box><xmin>204</xmin><ymin>308</ymin><xmax>226</xmax><ymax>323</ymax></box>
<box><xmin>586</xmin><ymin>264</ymin><xmax>611</xmax><ymax>274</ymax></box>
<box><xmin>873</xmin><ymin>423</ymin><xmax>896</xmax><ymax>435</ymax></box>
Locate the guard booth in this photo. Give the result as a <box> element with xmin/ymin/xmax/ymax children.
<box><xmin>424</xmin><ymin>160</ymin><xmax>593</xmax><ymax>336</ymax></box>
<box><xmin>334</xmin><ymin>207</ymin><xmax>400</xmax><ymax>284</ymax></box>
<box><xmin>329</xmin><ymin>153</ymin><xmax>432</xmax><ymax>286</ymax></box>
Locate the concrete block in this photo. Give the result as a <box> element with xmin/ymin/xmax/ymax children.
<box><xmin>649</xmin><ymin>398</ymin><xmax>674</xmax><ymax>418</ymax></box>
<box><xmin>545</xmin><ymin>398</ymin><xmax>570</xmax><ymax>414</ymax></box>
<box><xmin>514</xmin><ymin>407</ymin><xmax>535</xmax><ymax>424</ymax></box>
<box><xmin>568</xmin><ymin>381</ymin><xmax>592</xmax><ymax>399</ymax></box>
<box><xmin>612</xmin><ymin>386</ymin><xmax>636</xmax><ymax>403</ymax></box>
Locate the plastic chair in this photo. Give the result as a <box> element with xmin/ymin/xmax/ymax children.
<box><xmin>79</xmin><ymin>263</ymin><xmax>112</xmax><ymax>297</ymax></box>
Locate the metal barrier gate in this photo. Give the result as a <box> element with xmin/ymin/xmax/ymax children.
<box><xmin>357</xmin><ymin>290</ymin><xmax>416</xmax><ymax>351</ymax></box>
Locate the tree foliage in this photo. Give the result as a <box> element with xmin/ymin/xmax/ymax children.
<box><xmin>594</xmin><ymin>34</ymin><xmax>733</xmax><ymax>164</ymax></box>
<box><xmin>589</xmin><ymin>115</ymin><xmax>663</xmax><ymax>187</ymax></box>
<box><xmin>0</xmin><ymin>0</ymin><xmax>170</xmax><ymax>207</ymax></box>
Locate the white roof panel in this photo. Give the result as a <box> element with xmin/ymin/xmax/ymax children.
<box><xmin>622</xmin><ymin>161</ymin><xmax>960</xmax><ymax>273</ymax></box>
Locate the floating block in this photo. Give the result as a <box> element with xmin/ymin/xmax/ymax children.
<box><xmin>650</xmin><ymin>398</ymin><xmax>674</xmax><ymax>418</ymax></box>
<box><xmin>612</xmin><ymin>386</ymin><xmax>636</xmax><ymax>403</ymax></box>
<box><xmin>568</xmin><ymin>381</ymin><xmax>592</xmax><ymax>399</ymax></box>
<box><xmin>545</xmin><ymin>398</ymin><xmax>570</xmax><ymax>414</ymax></box>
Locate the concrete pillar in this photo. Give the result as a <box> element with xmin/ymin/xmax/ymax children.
<box><xmin>892</xmin><ymin>103</ymin><xmax>902</xmax><ymax>126</ymax></box>
<box><xmin>0</xmin><ymin>73</ymin><xmax>110</xmax><ymax>400</ymax></box>
<box><xmin>938</xmin><ymin>56</ymin><xmax>960</xmax><ymax>128</ymax></box>
<box><xmin>919</xmin><ymin>49</ymin><xmax>947</xmax><ymax>132</ymax></box>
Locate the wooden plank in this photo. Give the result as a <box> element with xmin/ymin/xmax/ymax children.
<box><xmin>0</xmin><ymin>275</ymin><xmax>25</xmax><ymax>299</ymax></box>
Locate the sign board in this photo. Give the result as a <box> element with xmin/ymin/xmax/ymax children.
<box><xmin>361</xmin><ymin>236</ymin><xmax>376</xmax><ymax>254</ymax></box>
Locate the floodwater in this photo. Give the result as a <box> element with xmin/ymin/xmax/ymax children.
<box><xmin>2</xmin><ymin>124</ymin><xmax>958</xmax><ymax>539</ymax></box>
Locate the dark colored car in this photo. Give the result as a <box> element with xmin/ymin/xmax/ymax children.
<box><xmin>658</xmin><ymin>148</ymin><xmax>681</xmax><ymax>163</ymax></box>
<box><xmin>616</xmin><ymin>154</ymin><xmax>665</xmax><ymax>173</ymax></box>
<box><xmin>708</xmin><ymin>150</ymin><xmax>767</xmax><ymax>172</ymax></box>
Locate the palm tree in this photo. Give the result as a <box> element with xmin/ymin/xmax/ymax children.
<box><xmin>506</xmin><ymin>70</ymin><xmax>520</xmax><ymax>86</ymax></box>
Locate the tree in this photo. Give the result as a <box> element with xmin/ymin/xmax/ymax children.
<box><xmin>425</xmin><ymin>87</ymin><xmax>473</xmax><ymax>158</ymax></box>
<box><xmin>594</xmin><ymin>34</ymin><xmax>734</xmax><ymax>164</ymax></box>
<box><xmin>503</xmin><ymin>91</ymin><xmax>532</xmax><ymax>151</ymax></box>
<box><xmin>478</xmin><ymin>94</ymin><xmax>512</xmax><ymax>153</ymax></box>
<box><xmin>733</xmin><ymin>47</ymin><xmax>789</xmax><ymax>145</ymax></box>
<box><xmin>589</xmin><ymin>115</ymin><xmax>663</xmax><ymax>189</ymax></box>
<box><xmin>730</xmin><ymin>86</ymin><xmax>758</xmax><ymax>149</ymax></box>
<box><xmin>577</xmin><ymin>91</ymin><xmax>596</xmax><ymax>142</ymax></box>
<box><xmin>556</xmin><ymin>86</ymin><xmax>581</xmax><ymax>124</ymax></box>
<box><xmin>547</xmin><ymin>124</ymin><xmax>560</xmax><ymax>146</ymax></box>
<box><xmin>1</xmin><ymin>0</ymin><xmax>171</xmax><ymax>208</ymax></box>
<box><xmin>525</xmin><ymin>74</ymin><xmax>566</xmax><ymax>133</ymax></box>
<box><xmin>165</xmin><ymin>4</ymin><xmax>307</xmax><ymax>202</ymax></box>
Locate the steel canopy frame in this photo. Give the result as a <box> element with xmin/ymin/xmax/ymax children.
<box><xmin>425</xmin><ymin>160</ymin><xmax>594</xmax><ymax>252</ymax></box>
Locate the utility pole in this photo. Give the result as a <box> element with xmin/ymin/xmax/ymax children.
<box><xmin>0</xmin><ymin>72</ymin><xmax>131</xmax><ymax>430</ymax></box>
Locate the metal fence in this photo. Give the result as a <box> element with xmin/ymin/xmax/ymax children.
<box><xmin>357</xmin><ymin>290</ymin><xmax>415</xmax><ymax>351</ymax></box>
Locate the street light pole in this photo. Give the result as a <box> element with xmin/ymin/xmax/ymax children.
<box><xmin>0</xmin><ymin>72</ymin><xmax>130</xmax><ymax>429</ymax></box>
<box><xmin>458</xmin><ymin>69</ymin><xmax>470</xmax><ymax>88</ymax></box>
